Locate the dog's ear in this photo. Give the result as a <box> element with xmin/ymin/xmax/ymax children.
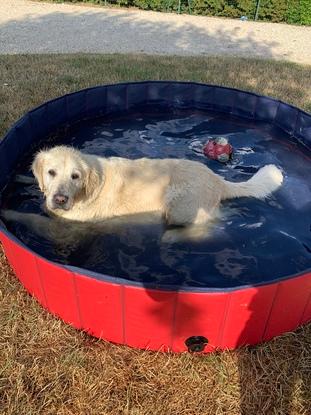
<box><xmin>31</xmin><ymin>150</ymin><xmax>47</xmax><ymax>191</ymax></box>
<box><xmin>83</xmin><ymin>161</ymin><xmax>101</xmax><ymax>199</ymax></box>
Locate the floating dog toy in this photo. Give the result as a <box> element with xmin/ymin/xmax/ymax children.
<box><xmin>203</xmin><ymin>137</ymin><xmax>233</xmax><ymax>163</ymax></box>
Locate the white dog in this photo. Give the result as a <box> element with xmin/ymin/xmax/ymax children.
<box><xmin>31</xmin><ymin>145</ymin><xmax>283</xmax><ymax>226</ymax></box>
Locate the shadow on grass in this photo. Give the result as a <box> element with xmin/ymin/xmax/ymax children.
<box><xmin>237</xmin><ymin>291</ymin><xmax>311</xmax><ymax>414</ymax></box>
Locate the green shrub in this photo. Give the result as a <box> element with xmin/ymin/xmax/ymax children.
<box><xmin>218</xmin><ymin>0</ymin><xmax>256</xmax><ymax>19</ymax></box>
<box><xmin>133</xmin><ymin>0</ymin><xmax>172</xmax><ymax>12</ymax></box>
<box><xmin>256</xmin><ymin>0</ymin><xmax>288</xmax><ymax>23</ymax></box>
<box><xmin>48</xmin><ymin>0</ymin><xmax>311</xmax><ymax>25</ymax></box>
<box><xmin>300</xmin><ymin>0</ymin><xmax>311</xmax><ymax>25</ymax></box>
<box><xmin>287</xmin><ymin>0</ymin><xmax>301</xmax><ymax>23</ymax></box>
<box><xmin>287</xmin><ymin>0</ymin><xmax>311</xmax><ymax>25</ymax></box>
<box><xmin>189</xmin><ymin>0</ymin><xmax>226</xmax><ymax>16</ymax></box>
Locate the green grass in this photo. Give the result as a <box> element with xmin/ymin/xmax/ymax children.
<box><xmin>0</xmin><ymin>54</ymin><xmax>310</xmax><ymax>415</ymax></box>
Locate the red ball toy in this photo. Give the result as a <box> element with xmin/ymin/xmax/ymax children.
<box><xmin>203</xmin><ymin>137</ymin><xmax>233</xmax><ymax>163</ymax></box>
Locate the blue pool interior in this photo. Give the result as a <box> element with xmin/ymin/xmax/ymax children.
<box><xmin>1</xmin><ymin>108</ymin><xmax>311</xmax><ymax>289</ymax></box>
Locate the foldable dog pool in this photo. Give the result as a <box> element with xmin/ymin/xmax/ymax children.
<box><xmin>0</xmin><ymin>82</ymin><xmax>310</xmax><ymax>353</ymax></box>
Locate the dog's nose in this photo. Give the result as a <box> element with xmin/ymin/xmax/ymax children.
<box><xmin>53</xmin><ymin>194</ymin><xmax>69</xmax><ymax>206</ymax></box>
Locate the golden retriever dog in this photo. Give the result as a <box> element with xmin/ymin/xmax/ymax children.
<box><xmin>31</xmin><ymin>145</ymin><xmax>283</xmax><ymax>227</ymax></box>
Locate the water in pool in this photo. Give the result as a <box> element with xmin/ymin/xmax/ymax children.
<box><xmin>1</xmin><ymin>109</ymin><xmax>311</xmax><ymax>289</ymax></box>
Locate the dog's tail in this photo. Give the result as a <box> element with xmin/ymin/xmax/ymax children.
<box><xmin>221</xmin><ymin>164</ymin><xmax>283</xmax><ymax>200</ymax></box>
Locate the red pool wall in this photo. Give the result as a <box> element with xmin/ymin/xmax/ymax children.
<box><xmin>2</xmin><ymin>233</ymin><xmax>311</xmax><ymax>353</ymax></box>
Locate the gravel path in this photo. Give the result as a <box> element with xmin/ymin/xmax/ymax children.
<box><xmin>0</xmin><ymin>0</ymin><xmax>310</xmax><ymax>63</ymax></box>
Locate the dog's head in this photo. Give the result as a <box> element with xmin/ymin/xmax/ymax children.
<box><xmin>32</xmin><ymin>146</ymin><xmax>101</xmax><ymax>213</ymax></box>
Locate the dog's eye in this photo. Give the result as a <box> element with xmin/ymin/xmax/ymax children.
<box><xmin>71</xmin><ymin>173</ymin><xmax>80</xmax><ymax>180</ymax></box>
<box><xmin>48</xmin><ymin>169</ymin><xmax>56</xmax><ymax>177</ymax></box>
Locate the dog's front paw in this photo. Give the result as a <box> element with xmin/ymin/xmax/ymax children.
<box><xmin>161</xmin><ymin>229</ymin><xmax>180</xmax><ymax>244</ymax></box>
<box><xmin>13</xmin><ymin>175</ymin><xmax>36</xmax><ymax>185</ymax></box>
<box><xmin>162</xmin><ymin>225</ymin><xmax>209</xmax><ymax>244</ymax></box>
<box><xmin>0</xmin><ymin>209</ymin><xmax>19</xmax><ymax>222</ymax></box>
